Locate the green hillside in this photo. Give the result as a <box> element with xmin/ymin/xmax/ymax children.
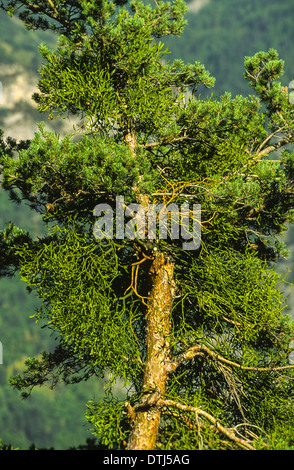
<box><xmin>0</xmin><ymin>14</ymin><xmax>103</xmax><ymax>449</ymax></box>
<box><xmin>1</xmin><ymin>0</ymin><xmax>294</xmax><ymax>449</ymax></box>
<box><xmin>0</xmin><ymin>15</ymin><xmax>56</xmax><ymax>70</ymax></box>
<box><xmin>0</xmin><ymin>188</ymin><xmax>106</xmax><ymax>449</ymax></box>
<box><xmin>166</xmin><ymin>0</ymin><xmax>294</xmax><ymax>96</ymax></box>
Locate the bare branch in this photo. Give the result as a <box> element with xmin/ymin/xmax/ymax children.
<box><xmin>255</xmin><ymin>127</ymin><xmax>284</xmax><ymax>155</ymax></box>
<box><xmin>156</xmin><ymin>398</ymin><xmax>256</xmax><ymax>450</ymax></box>
<box><xmin>246</xmin><ymin>131</ymin><xmax>292</xmax><ymax>159</ymax></box>
<box><xmin>141</xmin><ymin>134</ymin><xmax>196</xmax><ymax>150</ymax></box>
<box><xmin>167</xmin><ymin>343</ymin><xmax>294</xmax><ymax>374</ymax></box>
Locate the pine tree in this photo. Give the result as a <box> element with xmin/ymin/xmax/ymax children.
<box><xmin>1</xmin><ymin>0</ymin><xmax>294</xmax><ymax>450</ymax></box>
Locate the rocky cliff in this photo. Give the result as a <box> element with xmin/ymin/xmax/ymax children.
<box><xmin>0</xmin><ymin>63</ymin><xmax>77</xmax><ymax>141</ymax></box>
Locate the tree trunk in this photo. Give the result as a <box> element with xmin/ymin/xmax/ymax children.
<box><xmin>127</xmin><ymin>251</ymin><xmax>175</xmax><ymax>450</ymax></box>
<box><xmin>124</xmin><ymin>125</ymin><xmax>175</xmax><ymax>449</ymax></box>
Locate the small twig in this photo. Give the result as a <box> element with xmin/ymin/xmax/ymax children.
<box><xmin>47</xmin><ymin>0</ymin><xmax>59</xmax><ymax>16</ymax></box>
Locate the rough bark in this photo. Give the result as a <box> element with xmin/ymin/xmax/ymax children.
<box><xmin>123</xmin><ymin>125</ymin><xmax>175</xmax><ymax>449</ymax></box>
<box><xmin>127</xmin><ymin>251</ymin><xmax>175</xmax><ymax>450</ymax></box>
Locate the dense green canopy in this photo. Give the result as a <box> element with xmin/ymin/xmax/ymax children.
<box><xmin>1</xmin><ymin>0</ymin><xmax>294</xmax><ymax>450</ymax></box>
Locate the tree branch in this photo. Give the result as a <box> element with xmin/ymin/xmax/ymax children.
<box><xmin>167</xmin><ymin>343</ymin><xmax>294</xmax><ymax>374</ymax></box>
<box><xmin>25</xmin><ymin>0</ymin><xmax>70</xmax><ymax>30</ymax></box>
<box><xmin>246</xmin><ymin>131</ymin><xmax>292</xmax><ymax>159</ymax></box>
<box><xmin>47</xmin><ymin>0</ymin><xmax>59</xmax><ymax>17</ymax></box>
<box><xmin>255</xmin><ymin>127</ymin><xmax>284</xmax><ymax>155</ymax></box>
<box><xmin>156</xmin><ymin>398</ymin><xmax>256</xmax><ymax>450</ymax></box>
<box><xmin>141</xmin><ymin>134</ymin><xmax>195</xmax><ymax>150</ymax></box>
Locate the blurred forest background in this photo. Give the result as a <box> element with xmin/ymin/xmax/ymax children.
<box><xmin>1</xmin><ymin>0</ymin><xmax>294</xmax><ymax>449</ymax></box>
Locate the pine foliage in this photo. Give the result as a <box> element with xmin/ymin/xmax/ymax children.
<box><xmin>1</xmin><ymin>0</ymin><xmax>294</xmax><ymax>450</ymax></box>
